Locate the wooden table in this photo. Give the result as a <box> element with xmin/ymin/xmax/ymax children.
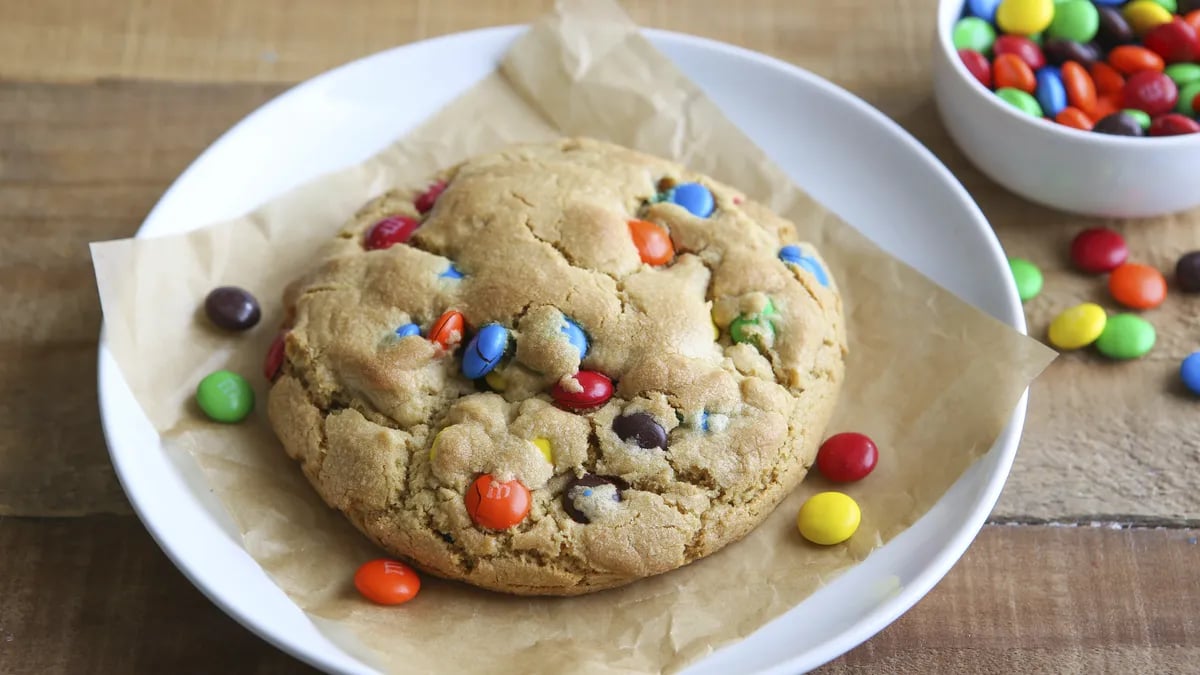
<box><xmin>2</xmin><ymin>1</ymin><xmax>1198</xmax><ymax>672</ymax></box>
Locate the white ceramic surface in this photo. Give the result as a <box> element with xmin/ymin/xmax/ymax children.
<box><xmin>934</xmin><ymin>0</ymin><xmax>1200</xmax><ymax>218</ymax></box>
<box><xmin>98</xmin><ymin>27</ymin><xmax>1030</xmax><ymax>674</ymax></box>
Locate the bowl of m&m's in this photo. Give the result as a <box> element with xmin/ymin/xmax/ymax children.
<box><xmin>933</xmin><ymin>0</ymin><xmax>1200</xmax><ymax>217</ymax></box>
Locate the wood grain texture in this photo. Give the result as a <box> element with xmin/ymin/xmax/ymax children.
<box><xmin>0</xmin><ymin>518</ymin><xmax>1195</xmax><ymax>673</ymax></box>
<box><xmin>1</xmin><ymin>0</ymin><xmax>1198</xmax><ymax>523</ymax></box>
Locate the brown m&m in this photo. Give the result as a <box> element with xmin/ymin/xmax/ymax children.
<box><xmin>204</xmin><ymin>286</ymin><xmax>261</xmax><ymax>331</ymax></box>
<box><xmin>561</xmin><ymin>474</ymin><xmax>629</xmax><ymax>524</ymax></box>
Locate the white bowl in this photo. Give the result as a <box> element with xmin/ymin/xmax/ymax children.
<box><xmin>933</xmin><ymin>0</ymin><xmax>1200</xmax><ymax>218</ymax></box>
<box><xmin>99</xmin><ymin>26</ymin><xmax>1030</xmax><ymax>674</ymax></box>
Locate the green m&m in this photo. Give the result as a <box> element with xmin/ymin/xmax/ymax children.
<box><xmin>1008</xmin><ymin>257</ymin><xmax>1043</xmax><ymax>302</ymax></box>
<box><xmin>1095</xmin><ymin>313</ymin><xmax>1156</xmax><ymax>360</ymax></box>
<box><xmin>996</xmin><ymin>87</ymin><xmax>1044</xmax><ymax>117</ymax></box>
<box><xmin>196</xmin><ymin>370</ymin><xmax>255</xmax><ymax>423</ymax></box>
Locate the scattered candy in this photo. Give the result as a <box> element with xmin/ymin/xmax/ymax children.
<box><xmin>1048</xmin><ymin>302</ymin><xmax>1107</xmax><ymax>350</ymax></box>
<box><xmin>561</xmin><ymin>474</ymin><xmax>628</xmax><ymax>524</ymax></box>
<box><xmin>1109</xmin><ymin>262</ymin><xmax>1167</xmax><ymax>309</ymax></box>
<box><xmin>354</xmin><ymin>559</ymin><xmax>420</xmax><ymax>606</ymax></box>
<box><xmin>204</xmin><ymin>286</ymin><xmax>261</xmax><ymax>331</ymax></box>
<box><xmin>462</xmin><ymin>323</ymin><xmax>508</xmax><ymax>379</ymax></box>
<box><xmin>1180</xmin><ymin>352</ymin><xmax>1200</xmax><ymax>394</ymax></box>
<box><xmin>1175</xmin><ymin>250</ymin><xmax>1200</xmax><ymax>291</ymax></box>
<box><xmin>1009</xmin><ymin>257</ymin><xmax>1044</xmax><ymax>301</ymax></box>
<box><xmin>414</xmin><ymin>181</ymin><xmax>446</xmax><ymax>215</ymax></box>
<box><xmin>1094</xmin><ymin>110</ymin><xmax>1146</xmax><ymax>134</ymax></box>
<box><xmin>465</xmin><ymin>474</ymin><xmax>530</xmax><ymax>530</ymax></box>
<box><xmin>532</xmin><ymin>437</ymin><xmax>553</xmax><ymax>464</ymax></box>
<box><xmin>612</xmin><ymin>412</ymin><xmax>667</xmax><ymax>449</ymax></box>
<box><xmin>1070</xmin><ymin>227</ymin><xmax>1129</xmax><ymax>273</ymax></box>
<box><xmin>429</xmin><ymin>310</ymin><xmax>465</xmax><ymax>351</ymax></box>
<box><xmin>196</xmin><ymin>370</ymin><xmax>254</xmax><ymax>423</ymax></box>
<box><xmin>365</xmin><ymin>216</ymin><xmax>420</xmax><ymax>251</ymax></box>
<box><xmin>628</xmin><ymin>219</ymin><xmax>675</xmax><ymax>265</ymax></box>
<box><xmin>551</xmin><ymin>370</ymin><xmax>613</xmax><ymax>411</ymax></box>
<box><xmin>263</xmin><ymin>332</ymin><xmax>287</xmax><ymax>381</ymax></box>
<box><xmin>796</xmin><ymin>492</ymin><xmax>861</xmax><ymax>545</ymax></box>
<box><xmin>665</xmin><ymin>182</ymin><xmax>715</xmax><ymax>218</ymax></box>
<box><xmin>1095</xmin><ymin>313</ymin><xmax>1157</xmax><ymax>359</ymax></box>
<box><xmin>394</xmin><ymin>323</ymin><xmax>421</xmax><ymax>338</ymax></box>
<box><xmin>560</xmin><ymin>316</ymin><xmax>589</xmax><ymax>359</ymax></box>
<box><xmin>816</xmin><ymin>432</ymin><xmax>879</xmax><ymax>483</ymax></box>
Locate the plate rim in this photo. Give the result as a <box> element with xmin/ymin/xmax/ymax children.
<box><xmin>97</xmin><ymin>24</ymin><xmax>1028</xmax><ymax>675</ymax></box>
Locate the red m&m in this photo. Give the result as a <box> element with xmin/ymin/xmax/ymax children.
<box><xmin>1070</xmin><ymin>227</ymin><xmax>1128</xmax><ymax>274</ymax></box>
<box><xmin>816</xmin><ymin>432</ymin><xmax>879</xmax><ymax>483</ymax></box>
<box><xmin>551</xmin><ymin>370</ymin><xmax>614</xmax><ymax>411</ymax></box>
<box><xmin>365</xmin><ymin>216</ymin><xmax>421</xmax><ymax>251</ymax></box>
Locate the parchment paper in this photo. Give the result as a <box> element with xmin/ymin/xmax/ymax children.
<box><xmin>90</xmin><ymin>0</ymin><xmax>1055</xmax><ymax>672</ymax></box>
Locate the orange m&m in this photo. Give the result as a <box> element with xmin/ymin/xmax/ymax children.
<box><xmin>465</xmin><ymin>474</ymin><xmax>531</xmax><ymax>530</ymax></box>
<box><xmin>1090</xmin><ymin>62</ymin><xmax>1126</xmax><ymax>97</ymax></box>
<box><xmin>1108</xmin><ymin>263</ymin><xmax>1167</xmax><ymax>310</ymax></box>
<box><xmin>429</xmin><ymin>310</ymin><xmax>465</xmax><ymax>351</ymax></box>
<box><xmin>354</xmin><ymin>559</ymin><xmax>421</xmax><ymax>606</ymax></box>
<box><xmin>628</xmin><ymin>219</ymin><xmax>674</xmax><ymax>266</ymax></box>
<box><xmin>1108</xmin><ymin>45</ymin><xmax>1164</xmax><ymax>75</ymax></box>
<box><xmin>993</xmin><ymin>53</ymin><xmax>1037</xmax><ymax>93</ymax></box>
<box><xmin>1055</xmin><ymin>106</ymin><xmax>1094</xmax><ymax>131</ymax></box>
<box><xmin>1061</xmin><ymin>61</ymin><xmax>1097</xmax><ymax>115</ymax></box>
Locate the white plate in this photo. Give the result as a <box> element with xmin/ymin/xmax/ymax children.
<box><xmin>98</xmin><ymin>27</ymin><xmax>1027</xmax><ymax>674</ymax></box>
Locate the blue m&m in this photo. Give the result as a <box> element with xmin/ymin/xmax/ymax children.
<box><xmin>665</xmin><ymin>182</ymin><xmax>715</xmax><ymax>218</ymax></box>
<box><xmin>394</xmin><ymin>323</ymin><xmax>421</xmax><ymax>338</ymax></box>
<box><xmin>779</xmin><ymin>245</ymin><xmax>830</xmax><ymax>287</ymax></box>
<box><xmin>560</xmin><ymin>316</ymin><xmax>589</xmax><ymax>359</ymax></box>
<box><xmin>462</xmin><ymin>323</ymin><xmax>508</xmax><ymax>379</ymax></box>
<box><xmin>440</xmin><ymin>263</ymin><xmax>464</xmax><ymax>280</ymax></box>
<box><xmin>1035</xmin><ymin>66</ymin><xmax>1068</xmax><ymax>118</ymax></box>
<box><xmin>1181</xmin><ymin>352</ymin><xmax>1200</xmax><ymax>395</ymax></box>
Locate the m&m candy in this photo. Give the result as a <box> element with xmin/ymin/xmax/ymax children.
<box><xmin>1109</xmin><ymin>262</ymin><xmax>1167</xmax><ymax>309</ymax></box>
<box><xmin>551</xmin><ymin>370</ymin><xmax>613</xmax><ymax>411</ymax></box>
<box><xmin>196</xmin><ymin>370</ymin><xmax>255</xmax><ymax>423</ymax></box>
<box><xmin>414</xmin><ymin>181</ymin><xmax>446</xmax><ymax>215</ymax></box>
<box><xmin>1009</xmin><ymin>257</ymin><xmax>1044</xmax><ymax>301</ymax></box>
<box><xmin>354</xmin><ymin>559</ymin><xmax>420</xmax><ymax>606</ymax></box>
<box><xmin>365</xmin><ymin>216</ymin><xmax>420</xmax><ymax>251</ymax></box>
<box><xmin>1180</xmin><ymin>352</ymin><xmax>1200</xmax><ymax>394</ymax></box>
<box><xmin>204</xmin><ymin>286</ymin><xmax>261</xmax><ymax>331</ymax></box>
<box><xmin>561</xmin><ymin>316</ymin><xmax>590</xmax><ymax>359</ymax></box>
<box><xmin>816</xmin><ymin>432</ymin><xmax>879</xmax><ymax>483</ymax></box>
<box><xmin>465</xmin><ymin>474</ymin><xmax>531</xmax><ymax>530</ymax></box>
<box><xmin>462</xmin><ymin>323</ymin><xmax>508</xmax><ymax>379</ymax></box>
<box><xmin>1070</xmin><ymin>227</ymin><xmax>1128</xmax><ymax>273</ymax></box>
<box><xmin>628</xmin><ymin>219</ymin><xmax>674</xmax><ymax>265</ymax></box>
<box><xmin>797</xmin><ymin>492</ymin><xmax>861</xmax><ymax>545</ymax></box>
<box><xmin>612</xmin><ymin>412</ymin><xmax>667</xmax><ymax>450</ymax></box>
<box><xmin>394</xmin><ymin>323</ymin><xmax>421</xmax><ymax>338</ymax></box>
<box><xmin>959</xmin><ymin>0</ymin><xmax>1200</xmax><ymax>136</ymax></box>
<box><xmin>1095</xmin><ymin>313</ymin><xmax>1156</xmax><ymax>359</ymax></box>
<box><xmin>1175</xmin><ymin>250</ymin><xmax>1200</xmax><ymax>291</ymax></box>
<box><xmin>1048</xmin><ymin>302</ymin><xmax>1107</xmax><ymax>350</ymax></box>
<box><xmin>664</xmin><ymin>182</ymin><xmax>715</xmax><ymax>218</ymax></box>
<box><xmin>263</xmin><ymin>332</ymin><xmax>287</xmax><ymax>381</ymax></box>
<box><xmin>429</xmin><ymin>310</ymin><xmax>465</xmax><ymax>350</ymax></box>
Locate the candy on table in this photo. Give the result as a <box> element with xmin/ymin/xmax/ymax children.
<box><xmin>461</xmin><ymin>323</ymin><xmax>508</xmax><ymax>379</ymax></box>
<box><xmin>628</xmin><ymin>219</ymin><xmax>675</xmax><ymax>265</ymax></box>
<box><xmin>796</xmin><ymin>491</ymin><xmax>861</xmax><ymax>546</ymax></box>
<box><xmin>364</xmin><ymin>215</ymin><xmax>421</xmax><ymax>251</ymax></box>
<box><xmin>551</xmin><ymin>370</ymin><xmax>614</xmax><ymax>411</ymax></box>
<box><xmin>662</xmin><ymin>182</ymin><xmax>715</xmax><ymax>218</ymax></box>
<box><xmin>196</xmin><ymin>370</ymin><xmax>255</xmax><ymax>423</ymax></box>
<box><xmin>428</xmin><ymin>309</ymin><xmax>465</xmax><ymax>350</ymax></box>
<box><xmin>1175</xmin><ymin>250</ymin><xmax>1200</xmax><ymax>291</ymax></box>
<box><xmin>465</xmin><ymin>474</ymin><xmax>531</xmax><ymax>530</ymax></box>
<box><xmin>1095</xmin><ymin>313</ymin><xmax>1157</xmax><ymax>359</ymax></box>
<box><xmin>204</xmin><ymin>286</ymin><xmax>261</xmax><ymax>331</ymax></box>
<box><xmin>612</xmin><ymin>411</ymin><xmax>667</xmax><ymax>449</ymax></box>
<box><xmin>394</xmin><ymin>322</ymin><xmax>421</xmax><ymax>338</ymax></box>
<box><xmin>1180</xmin><ymin>352</ymin><xmax>1200</xmax><ymax>394</ymax></box>
<box><xmin>414</xmin><ymin>181</ymin><xmax>447</xmax><ymax>215</ymax></box>
<box><xmin>263</xmin><ymin>331</ymin><xmax>287</xmax><ymax>381</ymax></box>
<box><xmin>561</xmin><ymin>474</ymin><xmax>628</xmax><ymax>524</ymax></box>
<box><xmin>1008</xmin><ymin>257</ymin><xmax>1044</xmax><ymax>301</ymax></box>
<box><xmin>1109</xmin><ymin>262</ymin><xmax>1167</xmax><ymax>309</ymax></box>
<box><xmin>816</xmin><ymin>432</ymin><xmax>879</xmax><ymax>483</ymax></box>
<box><xmin>1094</xmin><ymin>110</ymin><xmax>1146</xmax><ymax>134</ymax></box>
<box><xmin>1048</xmin><ymin>302</ymin><xmax>1107</xmax><ymax>350</ymax></box>
<box><xmin>1070</xmin><ymin>227</ymin><xmax>1128</xmax><ymax>274</ymax></box>
<box><xmin>354</xmin><ymin>559</ymin><xmax>420</xmax><ymax>606</ymax></box>
<box><xmin>560</xmin><ymin>316</ymin><xmax>590</xmax><ymax>358</ymax></box>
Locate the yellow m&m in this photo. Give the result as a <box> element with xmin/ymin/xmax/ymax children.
<box><xmin>1047</xmin><ymin>302</ymin><xmax>1107</xmax><ymax>350</ymax></box>
<box><xmin>996</xmin><ymin>0</ymin><xmax>1054</xmax><ymax>36</ymax></box>
<box><xmin>797</xmin><ymin>491</ymin><xmax>861</xmax><ymax>545</ymax></box>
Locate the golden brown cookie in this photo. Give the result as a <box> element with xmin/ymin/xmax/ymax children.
<box><xmin>267</xmin><ymin>138</ymin><xmax>846</xmax><ymax>596</ymax></box>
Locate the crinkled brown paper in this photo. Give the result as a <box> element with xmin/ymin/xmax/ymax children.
<box><xmin>90</xmin><ymin>0</ymin><xmax>1055</xmax><ymax>672</ymax></box>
